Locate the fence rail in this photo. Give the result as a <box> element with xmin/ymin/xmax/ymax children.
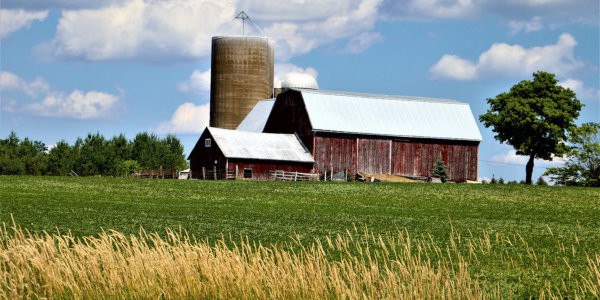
<box><xmin>269</xmin><ymin>170</ymin><xmax>319</xmax><ymax>181</ymax></box>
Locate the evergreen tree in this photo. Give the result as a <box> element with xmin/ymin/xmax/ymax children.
<box><xmin>432</xmin><ymin>155</ymin><xmax>447</xmax><ymax>183</ymax></box>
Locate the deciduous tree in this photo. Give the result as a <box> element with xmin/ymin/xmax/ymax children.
<box><xmin>479</xmin><ymin>71</ymin><xmax>582</xmax><ymax>184</ymax></box>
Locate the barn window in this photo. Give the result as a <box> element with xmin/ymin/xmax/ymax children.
<box><xmin>205</xmin><ymin>138</ymin><xmax>211</xmax><ymax>147</ymax></box>
<box><xmin>243</xmin><ymin>168</ymin><xmax>253</xmax><ymax>179</ymax></box>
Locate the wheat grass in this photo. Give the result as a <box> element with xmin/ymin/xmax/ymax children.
<box><xmin>1</xmin><ymin>221</ymin><xmax>597</xmax><ymax>299</ymax></box>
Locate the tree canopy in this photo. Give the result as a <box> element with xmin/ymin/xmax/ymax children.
<box><xmin>544</xmin><ymin>122</ymin><xmax>600</xmax><ymax>187</ymax></box>
<box><xmin>479</xmin><ymin>71</ymin><xmax>582</xmax><ymax>184</ymax></box>
<box><xmin>0</xmin><ymin>131</ymin><xmax>188</xmax><ymax>176</ymax></box>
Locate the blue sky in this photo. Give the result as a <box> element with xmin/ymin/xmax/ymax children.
<box><xmin>1</xmin><ymin>0</ymin><xmax>598</xmax><ymax>182</ymax></box>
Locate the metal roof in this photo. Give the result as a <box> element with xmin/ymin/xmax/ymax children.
<box><xmin>236</xmin><ymin>99</ymin><xmax>274</xmax><ymax>132</ymax></box>
<box><xmin>208</xmin><ymin>127</ymin><xmax>314</xmax><ymax>162</ymax></box>
<box><xmin>296</xmin><ymin>89</ymin><xmax>482</xmax><ymax>142</ymax></box>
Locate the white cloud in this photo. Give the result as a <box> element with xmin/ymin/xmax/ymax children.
<box><xmin>177</xmin><ymin>69</ymin><xmax>211</xmax><ymax>96</ymax></box>
<box><xmin>156</xmin><ymin>102</ymin><xmax>210</xmax><ymax>134</ymax></box>
<box><xmin>560</xmin><ymin>79</ymin><xmax>600</xmax><ymax>102</ymax></box>
<box><xmin>37</xmin><ymin>0</ymin><xmax>236</xmax><ymax>61</ymax></box>
<box><xmin>430</xmin><ymin>33</ymin><xmax>584</xmax><ymax>80</ymax></box>
<box><xmin>274</xmin><ymin>63</ymin><xmax>319</xmax><ymax>88</ymax></box>
<box><xmin>508</xmin><ymin>16</ymin><xmax>543</xmax><ymax>34</ymax></box>
<box><xmin>24</xmin><ymin>90</ymin><xmax>120</xmax><ymax>120</ymax></box>
<box><xmin>0</xmin><ymin>9</ymin><xmax>48</xmax><ymax>39</ymax></box>
<box><xmin>0</xmin><ymin>71</ymin><xmax>50</xmax><ymax>97</ymax></box>
<box><xmin>490</xmin><ymin>150</ymin><xmax>566</xmax><ymax>167</ymax></box>
<box><xmin>1</xmin><ymin>71</ymin><xmax>121</xmax><ymax>120</ymax></box>
<box><xmin>35</xmin><ymin>0</ymin><xmax>383</xmax><ymax>61</ymax></box>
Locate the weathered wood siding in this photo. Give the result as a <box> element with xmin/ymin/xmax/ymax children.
<box><xmin>312</xmin><ymin>134</ymin><xmax>478</xmax><ymax>182</ymax></box>
<box><xmin>392</xmin><ymin>141</ymin><xmax>478</xmax><ymax>182</ymax></box>
<box><xmin>313</xmin><ymin>136</ymin><xmax>357</xmax><ymax>174</ymax></box>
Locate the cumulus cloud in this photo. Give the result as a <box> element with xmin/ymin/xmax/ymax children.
<box><xmin>36</xmin><ymin>0</ymin><xmax>236</xmax><ymax>61</ymax></box>
<box><xmin>560</xmin><ymin>79</ymin><xmax>600</xmax><ymax>102</ymax></box>
<box><xmin>0</xmin><ymin>9</ymin><xmax>48</xmax><ymax>39</ymax></box>
<box><xmin>1</xmin><ymin>71</ymin><xmax>121</xmax><ymax>120</ymax></box>
<box><xmin>430</xmin><ymin>33</ymin><xmax>584</xmax><ymax>80</ymax></box>
<box><xmin>177</xmin><ymin>69</ymin><xmax>211</xmax><ymax>96</ymax></box>
<box><xmin>24</xmin><ymin>90</ymin><xmax>119</xmax><ymax>120</ymax></box>
<box><xmin>33</xmin><ymin>0</ymin><xmax>382</xmax><ymax>62</ymax></box>
<box><xmin>0</xmin><ymin>71</ymin><xmax>50</xmax><ymax>97</ymax></box>
<box><xmin>156</xmin><ymin>102</ymin><xmax>210</xmax><ymax>134</ymax></box>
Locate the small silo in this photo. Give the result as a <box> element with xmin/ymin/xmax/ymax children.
<box><xmin>210</xmin><ymin>36</ymin><xmax>275</xmax><ymax>129</ymax></box>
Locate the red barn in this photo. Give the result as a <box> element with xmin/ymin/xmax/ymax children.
<box><xmin>188</xmin><ymin>127</ymin><xmax>314</xmax><ymax>180</ymax></box>
<box><xmin>251</xmin><ymin>89</ymin><xmax>482</xmax><ymax>182</ymax></box>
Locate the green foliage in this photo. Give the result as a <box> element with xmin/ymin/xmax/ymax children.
<box><xmin>432</xmin><ymin>155</ymin><xmax>447</xmax><ymax>182</ymax></box>
<box><xmin>0</xmin><ymin>132</ymin><xmax>188</xmax><ymax>176</ymax></box>
<box><xmin>479</xmin><ymin>71</ymin><xmax>582</xmax><ymax>184</ymax></box>
<box><xmin>1</xmin><ymin>177</ymin><xmax>599</xmax><ymax>298</ymax></box>
<box><xmin>536</xmin><ymin>177</ymin><xmax>548</xmax><ymax>186</ymax></box>
<box><xmin>545</xmin><ymin>122</ymin><xmax>600</xmax><ymax>187</ymax></box>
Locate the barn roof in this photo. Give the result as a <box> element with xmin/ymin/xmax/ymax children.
<box><xmin>207</xmin><ymin>127</ymin><xmax>314</xmax><ymax>163</ymax></box>
<box><xmin>296</xmin><ymin>89</ymin><xmax>482</xmax><ymax>142</ymax></box>
<box><xmin>236</xmin><ymin>99</ymin><xmax>274</xmax><ymax>132</ymax></box>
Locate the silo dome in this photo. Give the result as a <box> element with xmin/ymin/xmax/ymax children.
<box><xmin>280</xmin><ymin>72</ymin><xmax>319</xmax><ymax>90</ymax></box>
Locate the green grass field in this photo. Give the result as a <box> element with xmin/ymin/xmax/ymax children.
<box><xmin>1</xmin><ymin>176</ymin><xmax>599</xmax><ymax>297</ymax></box>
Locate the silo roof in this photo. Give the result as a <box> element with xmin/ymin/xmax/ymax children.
<box><xmin>208</xmin><ymin>127</ymin><xmax>314</xmax><ymax>163</ymax></box>
<box><xmin>296</xmin><ymin>89</ymin><xmax>483</xmax><ymax>142</ymax></box>
<box><xmin>236</xmin><ymin>99</ymin><xmax>274</xmax><ymax>132</ymax></box>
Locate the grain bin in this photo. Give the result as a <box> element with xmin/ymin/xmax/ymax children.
<box><xmin>210</xmin><ymin>36</ymin><xmax>275</xmax><ymax>129</ymax></box>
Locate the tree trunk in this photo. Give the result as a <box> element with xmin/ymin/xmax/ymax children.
<box><xmin>525</xmin><ymin>154</ymin><xmax>535</xmax><ymax>185</ymax></box>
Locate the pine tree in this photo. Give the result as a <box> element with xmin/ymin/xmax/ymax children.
<box><xmin>432</xmin><ymin>155</ymin><xmax>447</xmax><ymax>183</ymax></box>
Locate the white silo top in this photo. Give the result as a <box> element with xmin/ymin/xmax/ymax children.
<box><xmin>280</xmin><ymin>72</ymin><xmax>319</xmax><ymax>90</ymax></box>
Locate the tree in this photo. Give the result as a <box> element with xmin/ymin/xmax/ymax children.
<box><xmin>432</xmin><ymin>155</ymin><xmax>447</xmax><ymax>182</ymax></box>
<box><xmin>479</xmin><ymin>71</ymin><xmax>582</xmax><ymax>184</ymax></box>
<box><xmin>544</xmin><ymin>122</ymin><xmax>600</xmax><ymax>187</ymax></box>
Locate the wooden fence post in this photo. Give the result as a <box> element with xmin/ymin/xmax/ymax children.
<box><xmin>213</xmin><ymin>166</ymin><xmax>217</xmax><ymax>180</ymax></box>
<box><xmin>202</xmin><ymin>167</ymin><xmax>206</xmax><ymax>180</ymax></box>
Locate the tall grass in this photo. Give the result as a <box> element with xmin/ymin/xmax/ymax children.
<box><xmin>1</xmin><ymin>221</ymin><xmax>598</xmax><ymax>299</ymax></box>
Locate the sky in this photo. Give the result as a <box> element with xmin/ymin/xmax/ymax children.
<box><xmin>1</xmin><ymin>0</ymin><xmax>598</xmax><ymax>182</ymax></box>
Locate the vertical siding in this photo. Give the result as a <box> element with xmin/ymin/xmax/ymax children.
<box><xmin>313</xmin><ymin>136</ymin><xmax>357</xmax><ymax>174</ymax></box>
<box><xmin>357</xmin><ymin>138</ymin><xmax>391</xmax><ymax>174</ymax></box>
<box><xmin>312</xmin><ymin>135</ymin><xmax>478</xmax><ymax>182</ymax></box>
<box><xmin>391</xmin><ymin>141</ymin><xmax>478</xmax><ymax>182</ymax></box>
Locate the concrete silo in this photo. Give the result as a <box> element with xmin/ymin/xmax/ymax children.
<box><xmin>210</xmin><ymin>36</ymin><xmax>275</xmax><ymax>129</ymax></box>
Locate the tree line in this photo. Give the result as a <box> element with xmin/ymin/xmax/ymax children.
<box><xmin>0</xmin><ymin>132</ymin><xmax>188</xmax><ymax>176</ymax></box>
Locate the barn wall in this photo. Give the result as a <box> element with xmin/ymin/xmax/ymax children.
<box><xmin>313</xmin><ymin>135</ymin><xmax>357</xmax><ymax>174</ymax></box>
<box><xmin>312</xmin><ymin>133</ymin><xmax>478</xmax><ymax>182</ymax></box>
<box><xmin>188</xmin><ymin>130</ymin><xmax>227</xmax><ymax>179</ymax></box>
<box><xmin>228</xmin><ymin>159</ymin><xmax>313</xmax><ymax>180</ymax></box>
<box><xmin>392</xmin><ymin>141</ymin><xmax>478</xmax><ymax>182</ymax></box>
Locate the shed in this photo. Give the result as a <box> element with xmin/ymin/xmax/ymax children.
<box><xmin>188</xmin><ymin>127</ymin><xmax>314</xmax><ymax>180</ymax></box>
<box><xmin>262</xmin><ymin>89</ymin><xmax>482</xmax><ymax>182</ymax></box>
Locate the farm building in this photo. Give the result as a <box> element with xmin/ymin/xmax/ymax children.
<box><xmin>236</xmin><ymin>88</ymin><xmax>482</xmax><ymax>182</ymax></box>
<box><xmin>188</xmin><ymin>127</ymin><xmax>314</xmax><ymax>180</ymax></box>
<box><xmin>188</xmin><ymin>34</ymin><xmax>482</xmax><ymax>182</ymax></box>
